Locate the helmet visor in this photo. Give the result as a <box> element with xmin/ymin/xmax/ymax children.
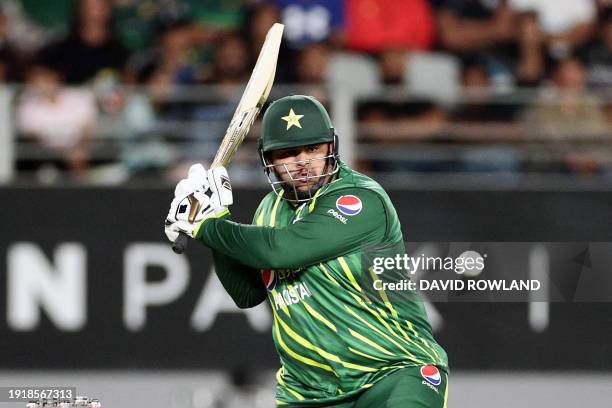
<box><xmin>263</xmin><ymin>153</ymin><xmax>339</xmax><ymax>203</ymax></box>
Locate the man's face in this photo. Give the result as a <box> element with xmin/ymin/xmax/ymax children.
<box><xmin>268</xmin><ymin>143</ymin><xmax>332</xmax><ymax>193</ymax></box>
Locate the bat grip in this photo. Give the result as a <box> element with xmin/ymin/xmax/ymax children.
<box><xmin>172</xmin><ymin>232</ymin><xmax>190</xmax><ymax>254</ymax></box>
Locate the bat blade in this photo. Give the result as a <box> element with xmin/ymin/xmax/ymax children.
<box><xmin>172</xmin><ymin>23</ymin><xmax>284</xmax><ymax>255</ymax></box>
<box><xmin>211</xmin><ymin>22</ymin><xmax>284</xmax><ymax>168</ymax></box>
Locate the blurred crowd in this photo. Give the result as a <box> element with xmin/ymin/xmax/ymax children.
<box><xmin>0</xmin><ymin>0</ymin><xmax>611</xmax><ymax>182</ymax></box>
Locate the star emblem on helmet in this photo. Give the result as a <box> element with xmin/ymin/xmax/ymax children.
<box><xmin>281</xmin><ymin>108</ymin><xmax>304</xmax><ymax>130</ymax></box>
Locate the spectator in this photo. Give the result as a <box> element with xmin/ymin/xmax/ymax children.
<box><xmin>112</xmin><ymin>0</ymin><xmax>164</xmax><ymax>53</ymax></box>
<box><xmin>183</xmin><ymin>0</ymin><xmax>245</xmax><ymax>31</ymax></box>
<box><xmin>515</xmin><ymin>11</ymin><xmax>546</xmax><ymax>85</ymax></box>
<box><xmin>133</xmin><ymin>21</ymin><xmax>201</xmax><ymax>120</ymax></box>
<box><xmin>294</xmin><ymin>42</ymin><xmax>330</xmax><ymax>101</ymax></box>
<box><xmin>136</xmin><ymin>21</ymin><xmax>200</xmax><ymax>87</ymax></box>
<box><xmin>434</xmin><ymin>0</ymin><xmax>515</xmax><ymax>51</ymax></box>
<box><xmin>44</xmin><ymin>0</ymin><xmax>129</xmax><ymax>84</ymax></box>
<box><xmin>244</xmin><ymin>3</ymin><xmax>295</xmax><ymax>83</ymax></box>
<box><xmin>0</xmin><ymin>9</ymin><xmax>19</xmax><ymax>81</ymax></box>
<box><xmin>378</xmin><ymin>48</ymin><xmax>408</xmax><ymax>85</ymax></box>
<box><xmin>580</xmin><ymin>11</ymin><xmax>612</xmax><ymax>86</ymax></box>
<box><xmin>206</xmin><ymin>33</ymin><xmax>250</xmax><ymax>85</ymax></box>
<box><xmin>522</xmin><ymin>57</ymin><xmax>608</xmax><ymax>141</ymax></box>
<box><xmin>345</xmin><ymin>0</ymin><xmax>435</xmax><ymax>52</ymax></box>
<box><xmin>433</xmin><ymin>0</ymin><xmax>517</xmax><ymax>84</ymax></box>
<box><xmin>16</xmin><ymin>56</ymin><xmax>97</xmax><ymax>175</ymax></box>
<box><xmin>273</xmin><ymin>0</ymin><xmax>344</xmax><ymax>49</ymax></box>
<box><xmin>188</xmin><ymin>33</ymin><xmax>252</xmax><ymax>163</ymax></box>
<box><xmin>509</xmin><ymin>0</ymin><xmax>597</xmax><ymax>56</ymax></box>
<box><xmin>456</xmin><ymin>59</ymin><xmax>523</xmax><ymax>122</ymax></box>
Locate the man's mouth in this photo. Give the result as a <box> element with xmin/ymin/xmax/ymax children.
<box><xmin>294</xmin><ymin>170</ymin><xmax>309</xmax><ymax>183</ymax></box>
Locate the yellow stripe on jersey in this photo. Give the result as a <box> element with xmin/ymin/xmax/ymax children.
<box><xmin>276</xmin><ymin>400</ymin><xmax>288</xmax><ymax>405</ymax></box>
<box><xmin>345</xmin><ymin>305</ymin><xmax>426</xmax><ymax>365</ymax></box>
<box><xmin>285</xmin><ymin>388</ymin><xmax>305</xmax><ymax>401</ymax></box>
<box><xmin>367</xmin><ymin>265</ymin><xmax>402</xmax><ymax>322</ymax></box>
<box><xmin>275</xmin><ymin>368</ymin><xmax>305</xmax><ymax>401</ymax></box>
<box><xmin>319</xmin><ymin>263</ymin><xmax>340</xmax><ymax>286</ymax></box>
<box><xmin>374</xmin><ymin>305</ymin><xmax>438</xmax><ymax>364</ymax></box>
<box><xmin>406</xmin><ymin>320</ymin><xmax>443</xmax><ymax>364</ymax></box>
<box><xmin>443</xmin><ymin>373</ymin><xmax>449</xmax><ymax>408</ymax></box>
<box><xmin>348</xmin><ymin>347</ymin><xmax>387</xmax><ymax>362</ymax></box>
<box><xmin>269</xmin><ymin>190</ymin><xmax>284</xmax><ymax>227</ymax></box>
<box><xmin>380</xmin><ymin>365</ymin><xmax>405</xmax><ymax>371</ymax></box>
<box><xmin>274</xmin><ymin>317</ymin><xmax>335</xmax><ymax>374</ymax></box>
<box><xmin>356</xmin><ymin>298</ymin><xmax>403</xmax><ymax>342</ymax></box>
<box><xmin>301</xmin><ymin>300</ymin><xmax>337</xmax><ymax>332</ymax></box>
<box><xmin>348</xmin><ymin>328</ymin><xmax>394</xmax><ymax>356</ymax></box>
<box><xmin>364</xmin><ymin>266</ymin><xmax>440</xmax><ymax>364</ymax></box>
<box><xmin>308</xmin><ymin>185</ymin><xmax>326</xmax><ymax>212</ymax></box>
<box><xmin>349</xmin><ymin>293</ymin><xmax>417</xmax><ymax>358</ymax></box>
<box><xmin>276</xmin><ymin>315</ymin><xmax>377</xmax><ymax>373</ymax></box>
<box><xmin>256</xmin><ymin>210</ymin><xmax>265</xmax><ymax>226</ymax></box>
<box><xmin>338</xmin><ymin>257</ymin><xmax>362</xmax><ymax>293</ymax></box>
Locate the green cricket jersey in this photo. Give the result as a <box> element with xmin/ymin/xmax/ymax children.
<box><xmin>197</xmin><ymin>162</ymin><xmax>448</xmax><ymax>407</ymax></box>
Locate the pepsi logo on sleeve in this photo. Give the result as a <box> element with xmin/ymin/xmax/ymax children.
<box><xmin>420</xmin><ymin>365</ymin><xmax>442</xmax><ymax>386</ymax></box>
<box><xmin>335</xmin><ymin>195</ymin><xmax>362</xmax><ymax>216</ymax></box>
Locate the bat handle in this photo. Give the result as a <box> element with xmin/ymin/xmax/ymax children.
<box><xmin>172</xmin><ymin>232</ymin><xmax>190</xmax><ymax>254</ymax></box>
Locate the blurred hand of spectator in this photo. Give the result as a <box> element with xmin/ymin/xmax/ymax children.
<box><xmin>516</xmin><ymin>12</ymin><xmax>545</xmax><ymax>84</ymax></box>
<box><xmin>509</xmin><ymin>0</ymin><xmax>597</xmax><ymax>55</ymax></box>
<box><xmin>16</xmin><ymin>62</ymin><xmax>97</xmax><ymax>172</ymax></box>
<box><xmin>435</xmin><ymin>0</ymin><xmax>517</xmax><ymax>52</ymax></box>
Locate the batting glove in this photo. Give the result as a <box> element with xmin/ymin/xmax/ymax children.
<box><xmin>164</xmin><ymin>164</ymin><xmax>233</xmax><ymax>242</ymax></box>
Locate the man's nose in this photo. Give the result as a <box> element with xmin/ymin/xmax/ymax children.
<box><xmin>295</xmin><ymin>150</ymin><xmax>310</xmax><ymax>164</ymax></box>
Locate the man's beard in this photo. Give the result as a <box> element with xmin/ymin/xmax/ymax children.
<box><xmin>292</xmin><ymin>176</ymin><xmax>327</xmax><ymax>201</ymax></box>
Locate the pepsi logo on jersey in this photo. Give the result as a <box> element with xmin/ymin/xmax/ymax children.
<box><xmin>335</xmin><ymin>195</ymin><xmax>362</xmax><ymax>216</ymax></box>
<box><xmin>261</xmin><ymin>269</ymin><xmax>277</xmax><ymax>290</ymax></box>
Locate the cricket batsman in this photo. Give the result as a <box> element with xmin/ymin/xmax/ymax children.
<box><xmin>165</xmin><ymin>95</ymin><xmax>449</xmax><ymax>407</ymax></box>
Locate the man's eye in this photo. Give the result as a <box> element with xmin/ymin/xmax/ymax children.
<box><xmin>307</xmin><ymin>146</ymin><xmax>318</xmax><ymax>152</ymax></box>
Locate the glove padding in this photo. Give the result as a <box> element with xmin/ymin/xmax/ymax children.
<box><xmin>165</xmin><ymin>164</ymin><xmax>233</xmax><ymax>242</ymax></box>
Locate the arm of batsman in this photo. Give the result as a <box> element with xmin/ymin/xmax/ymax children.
<box><xmin>164</xmin><ymin>164</ymin><xmax>233</xmax><ymax>242</ymax></box>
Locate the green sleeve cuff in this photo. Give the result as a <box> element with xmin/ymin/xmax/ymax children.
<box><xmin>194</xmin><ymin>208</ymin><xmax>230</xmax><ymax>239</ymax></box>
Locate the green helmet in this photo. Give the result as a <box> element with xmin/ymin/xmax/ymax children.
<box><xmin>258</xmin><ymin>95</ymin><xmax>340</xmax><ymax>203</ymax></box>
<box><xmin>259</xmin><ymin>95</ymin><xmax>335</xmax><ymax>152</ymax></box>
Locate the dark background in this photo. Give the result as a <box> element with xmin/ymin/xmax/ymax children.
<box><xmin>1</xmin><ymin>187</ymin><xmax>611</xmax><ymax>370</ymax></box>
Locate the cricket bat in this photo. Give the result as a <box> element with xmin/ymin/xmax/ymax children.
<box><xmin>172</xmin><ymin>23</ymin><xmax>284</xmax><ymax>254</ymax></box>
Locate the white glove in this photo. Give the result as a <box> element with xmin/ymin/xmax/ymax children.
<box><xmin>164</xmin><ymin>164</ymin><xmax>233</xmax><ymax>242</ymax></box>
